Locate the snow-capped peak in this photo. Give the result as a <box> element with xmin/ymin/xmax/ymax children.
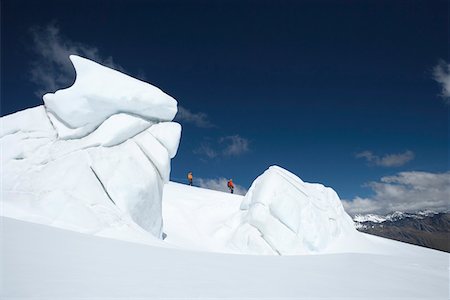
<box><xmin>353</xmin><ymin>214</ymin><xmax>387</xmax><ymax>223</ymax></box>
<box><xmin>354</xmin><ymin>210</ymin><xmax>441</xmax><ymax>224</ymax></box>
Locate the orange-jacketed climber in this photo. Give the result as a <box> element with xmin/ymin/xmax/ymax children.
<box><xmin>227</xmin><ymin>179</ymin><xmax>234</xmax><ymax>194</ymax></box>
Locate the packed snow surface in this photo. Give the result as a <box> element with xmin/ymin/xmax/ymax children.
<box><xmin>2</xmin><ymin>215</ymin><xmax>448</xmax><ymax>299</ymax></box>
<box><xmin>1</xmin><ymin>55</ymin><xmax>181</xmax><ymax>241</ymax></box>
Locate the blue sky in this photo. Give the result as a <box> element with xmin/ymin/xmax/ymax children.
<box><xmin>2</xmin><ymin>0</ymin><xmax>449</xmax><ymax>215</ymax></box>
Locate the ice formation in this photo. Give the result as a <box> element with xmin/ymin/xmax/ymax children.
<box><xmin>228</xmin><ymin>166</ymin><xmax>356</xmax><ymax>254</ymax></box>
<box><xmin>1</xmin><ymin>55</ymin><xmax>181</xmax><ymax>241</ymax></box>
<box><xmin>162</xmin><ymin>167</ymin><xmax>357</xmax><ymax>255</ymax></box>
<box><xmin>3</xmin><ymin>56</ymin><xmax>354</xmax><ymax>255</ymax></box>
<box><xmin>43</xmin><ymin>55</ymin><xmax>178</xmax><ymax>139</ymax></box>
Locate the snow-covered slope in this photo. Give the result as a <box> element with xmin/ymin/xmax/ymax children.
<box><xmin>2</xmin><ymin>181</ymin><xmax>449</xmax><ymax>298</ymax></box>
<box><xmin>1</xmin><ymin>55</ymin><xmax>181</xmax><ymax>242</ymax></box>
<box><xmin>2</xmin><ymin>216</ymin><xmax>448</xmax><ymax>299</ymax></box>
<box><xmin>163</xmin><ymin>182</ymin><xmax>243</xmax><ymax>252</ymax></box>
<box><xmin>231</xmin><ymin>166</ymin><xmax>356</xmax><ymax>254</ymax></box>
<box><xmin>164</xmin><ymin>167</ymin><xmax>358</xmax><ymax>255</ymax></box>
<box><xmin>163</xmin><ymin>180</ymin><xmax>446</xmax><ymax>255</ymax></box>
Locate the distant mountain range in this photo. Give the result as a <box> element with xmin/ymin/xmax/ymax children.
<box><xmin>353</xmin><ymin>211</ymin><xmax>449</xmax><ymax>252</ymax></box>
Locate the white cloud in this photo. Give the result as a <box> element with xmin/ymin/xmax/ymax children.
<box><xmin>197</xmin><ymin>177</ymin><xmax>247</xmax><ymax>195</ymax></box>
<box><xmin>193</xmin><ymin>143</ymin><xmax>218</xmax><ymax>159</ymax></box>
<box><xmin>175</xmin><ymin>106</ymin><xmax>214</xmax><ymax>128</ymax></box>
<box><xmin>356</xmin><ymin>150</ymin><xmax>414</xmax><ymax>167</ymax></box>
<box><xmin>342</xmin><ymin>171</ymin><xmax>450</xmax><ymax>216</ymax></box>
<box><xmin>432</xmin><ymin>60</ymin><xmax>450</xmax><ymax>104</ymax></box>
<box><xmin>194</xmin><ymin>135</ymin><xmax>250</xmax><ymax>159</ymax></box>
<box><xmin>29</xmin><ymin>23</ymin><xmax>121</xmax><ymax>97</ymax></box>
<box><xmin>220</xmin><ymin>135</ymin><xmax>250</xmax><ymax>156</ymax></box>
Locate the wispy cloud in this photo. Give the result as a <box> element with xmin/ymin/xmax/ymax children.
<box><xmin>342</xmin><ymin>171</ymin><xmax>450</xmax><ymax>216</ymax></box>
<box><xmin>175</xmin><ymin>106</ymin><xmax>214</xmax><ymax>128</ymax></box>
<box><xmin>432</xmin><ymin>60</ymin><xmax>450</xmax><ymax>104</ymax></box>
<box><xmin>194</xmin><ymin>135</ymin><xmax>250</xmax><ymax>160</ymax></box>
<box><xmin>356</xmin><ymin>150</ymin><xmax>414</xmax><ymax>167</ymax></box>
<box><xmin>193</xmin><ymin>142</ymin><xmax>218</xmax><ymax>159</ymax></box>
<box><xmin>220</xmin><ymin>135</ymin><xmax>250</xmax><ymax>156</ymax></box>
<box><xmin>29</xmin><ymin>23</ymin><xmax>121</xmax><ymax>97</ymax></box>
<box><xmin>197</xmin><ymin>177</ymin><xmax>248</xmax><ymax>195</ymax></box>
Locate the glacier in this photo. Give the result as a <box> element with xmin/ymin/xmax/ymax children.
<box><xmin>1</xmin><ymin>55</ymin><xmax>181</xmax><ymax>242</ymax></box>
<box><xmin>229</xmin><ymin>166</ymin><xmax>356</xmax><ymax>254</ymax></box>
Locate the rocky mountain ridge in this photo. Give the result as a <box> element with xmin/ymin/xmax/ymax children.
<box><xmin>354</xmin><ymin>211</ymin><xmax>449</xmax><ymax>252</ymax></box>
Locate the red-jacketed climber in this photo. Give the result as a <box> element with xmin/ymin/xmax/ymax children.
<box><xmin>227</xmin><ymin>179</ymin><xmax>234</xmax><ymax>194</ymax></box>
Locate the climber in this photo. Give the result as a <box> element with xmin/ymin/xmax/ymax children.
<box><xmin>227</xmin><ymin>179</ymin><xmax>234</xmax><ymax>194</ymax></box>
<box><xmin>187</xmin><ymin>171</ymin><xmax>193</xmax><ymax>186</ymax></box>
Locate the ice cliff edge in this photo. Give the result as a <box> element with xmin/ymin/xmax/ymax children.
<box><xmin>1</xmin><ymin>55</ymin><xmax>181</xmax><ymax>241</ymax></box>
